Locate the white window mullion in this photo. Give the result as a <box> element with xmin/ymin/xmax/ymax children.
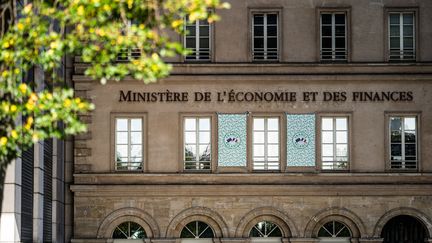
<box><xmin>127</xmin><ymin>119</ymin><xmax>131</xmax><ymax>169</ymax></box>
<box><xmin>399</xmin><ymin>14</ymin><xmax>403</xmax><ymax>59</ymax></box>
<box><xmin>264</xmin><ymin>14</ymin><xmax>268</xmax><ymax>60</ymax></box>
<box><xmin>331</xmin><ymin>14</ymin><xmax>336</xmax><ymax>60</ymax></box>
<box><xmin>195</xmin><ymin>20</ymin><xmax>200</xmax><ymax>60</ymax></box>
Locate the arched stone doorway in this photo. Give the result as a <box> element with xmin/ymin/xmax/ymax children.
<box><xmin>381</xmin><ymin>215</ymin><xmax>429</xmax><ymax>243</ymax></box>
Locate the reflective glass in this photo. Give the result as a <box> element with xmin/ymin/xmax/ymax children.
<box><xmin>131</xmin><ymin>119</ymin><xmax>142</xmax><ymax>131</ymax></box>
<box><xmin>322</xmin><ymin>144</ymin><xmax>334</xmax><ymax>156</ymax></box>
<box><xmin>322</xmin><ymin>131</ymin><xmax>333</xmax><ymax>143</ymax></box>
<box><xmin>199</xmin><ymin>132</ymin><xmax>210</xmax><ymax>144</ymax></box>
<box><xmin>116</xmin><ymin>119</ymin><xmax>128</xmax><ymax>131</ymax></box>
<box><xmin>185</xmin><ymin>118</ymin><xmax>196</xmax><ymax>130</ymax></box>
<box><xmin>389</xmin><ymin>14</ymin><xmax>400</xmax><ymax>24</ymax></box>
<box><xmin>322</xmin><ymin>118</ymin><xmax>333</xmax><ymax>130</ymax></box>
<box><xmin>254</xmin><ymin>118</ymin><xmax>265</xmax><ymax>130</ymax></box>
<box><xmin>130</xmin><ymin>145</ymin><xmax>142</xmax><ymax>157</ymax></box>
<box><xmin>199</xmin><ymin>118</ymin><xmax>210</xmax><ymax>130</ymax></box>
<box><xmin>268</xmin><ymin>145</ymin><xmax>278</xmax><ymax>157</ymax></box>
<box><xmin>254</xmin><ymin>132</ymin><xmax>265</xmax><ymax>144</ymax></box>
<box><xmin>185</xmin><ymin>132</ymin><xmax>196</xmax><ymax>143</ymax></box>
<box><xmin>336</xmin><ymin>118</ymin><xmax>347</xmax><ymax>130</ymax></box>
<box><xmin>116</xmin><ymin>132</ymin><xmax>128</xmax><ymax>144</ymax></box>
<box><xmin>254</xmin><ymin>145</ymin><xmax>265</xmax><ymax>157</ymax></box>
<box><xmin>336</xmin><ymin>131</ymin><xmax>347</xmax><ymax>143</ymax></box>
<box><xmin>267</xmin><ymin>118</ymin><xmax>279</xmax><ymax>130</ymax></box>
<box><xmin>336</xmin><ymin>144</ymin><xmax>348</xmax><ymax>156</ymax></box>
<box><xmin>404</xmin><ymin>117</ymin><xmax>416</xmax><ymax>130</ymax></box>
<box><xmin>390</xmin><ymin>117</ymin><xmax>402</xmax><ymax>131</ymax></box>
<box><xmin>267</xmin><ymin>132</ymin><xmax>279</xmax><ymax>143</ymax></box>
<box><xmin>131</xmin><ymin>132</ymin><xmax>142</xmax><ymax>144</ymax></box>
<box><xmin>185</xmin><ymin>145</ymin><xmax>196</xmax><ymax>161</ymax></box>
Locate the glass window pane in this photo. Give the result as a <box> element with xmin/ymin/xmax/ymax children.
<box><xmin>199</xmin><ymin>26</ymin><xmax>209</xmax><ymax>36</ymax></box>
<box><xmin>267</xmin><ymin>132</ymin><xmax>279</xmax><ymax>143</ymax></box>
<box><xmin>336</xmin><ymin>144</ymin><xmax>348</xmax><ymax>156</ymax></box>
<box><xmin>390</xmin><ymin>26</ymin><xmax>400</xmax><ymax>36</ymax></box>
<box><xmin>254</xmin><ymin>26</ymin><xmax>264</xmax><ymax>36</ymax></box>
<box><xmin>322</xmin><ymin>118</ymin><xmax>333</xmax><ymax>130</ymax></box>
<box><xmin>131</xmin><ymin>119</ymin><xmax>142</xmax><ymax>131</ymax></box>
<box><xmin>403</xmin><ymin>25</ymin><xmax>413</xmax><ymax>37</ymax></box>
<box><xmin>389</xmin><ymin>14</ymin><xmax>400</xmax><ymax>24</ymax></box>
<box><xmin>199</xmin><ymin>118</ymin><xmax>210</xmax><ymax>130</ymax></box>
<box><xmin>404</xmin><ymin>117</ymin><xmax>416</xmax><ymax>130</ymax></box>
<box><xmin>254</xmin><ymin>15</ymin><xmax>264</xmax><ymax>25</ymax></box>
<box><xmin>199</xmin><ymin>38</ymin><xmax>209</xmax><ymax>49</ymax></box>
<box><xmin>254</xmin><ymin>131</ymin><xmax>265</xmax><ymax>144</ymax></box>
<box><xmin>321</xmin><ymin>14</ymin><xmax>332</xmax><ymax>25</ymax></box>
<box><xmin>185</xmin><ymin>132</ymin><xmax>196</xmax><ymax>143</ymax></box>
<box><xmin>131</xmin><ymin>145</ymin><xmax>142</xmax><ymax>157</ymax></box>
<box><xmin>336</xmin><ymin>118</ymin><xmax>347</xmax><ymax>130</ymax></box>
<box><xmin>186</xmin><ymin>38</ymin><xmax>196</xmax><ymax>49</ymax></box>
<box><xmin>267</xmin><ymin>26</ymin><xmax>277</xmax><ymax>36</ymax></box>
<box><xmin>403</xmin><ymin>14</ymin><xmax>413</xmax><ymax>24</ymax></box>
<box><xmin>322</xmin><ymin>26</ymin><xmax>331</xmax><ymax>36</ymax></box>
<box><xmin>116</xmin><ymin>132</ymin><xmax>128</xmax><ymax>144</ymax></box>
<box><xmin>116</xmin><ymin>145</ymin><xmax>128</xmax><ymax>158</ymax></box>
<box><xmin>131</xmin><ymin>132</ymin><xmax>142</xmax><ymax>144</ymax></box>
<box><xmin>267</xmin><ymin>14</ymin><xmax>277</xmax><ymax>25</ymax></box>
<box><xmin>405</xmin><ymin>144</ymin><xmax>416</xmax><ymax>156</ymax></box>
<box><xmin>199</xmin><ymin>145</ymin><xmax>211</xmax><ymax>161</ymax></box>
<box><xmin>391</xmin><ymin>144</ymin><xmax>402</xmax><ymax>156</ymax></box>
<box><xmin>254</xmin><ymin>118</ymin><xmax>265</xmax><ymax>130</ymax></box>
<box><xmin>254</xmin><ymin>145</ymin><xmax>265</xmax><ymax>157</ymax></box>
<box><xmin>336</xmin><ymin>131</ymin><xmax>347</xmax><ymax>144</ymax></box>
<box><xmin>390</xmin><ymin>117</ymin><xmax>401</xmax><ymax>130</ymax></box>
<box><xmin>267</xmin><ymin>38</ymin><xmax>277</xmax><ymax>49</ymax></box>
<box><xmin>335</xmin><ymin>14</ymin><xmax>345</xmax><ymax>24</ymax></box>
<box><xmin>116</xmin><ymin>119</ymin><xmax>128</xmax><ymax>131</ymax></box>
<box><xmin>199</xmin><ymin>131</ymin><xmax>210</xmax><ymax>144</ymax></box>
<box><xmin>185</xmin><ymin>118</ymin><xmax>196</xmax><ymax>131</ymax></box>
<box><xmin>405</xmin><ymin>131</ymin><xmax>416</xmax><ymax>143</ymax></box>
<box><xmin>390</xmin><ymin>37</ymin><xmax>400</xmax><ymax>49</ymax></box>
<box><xmin>321</xmin><ymin>37</ymin><xmax>332</xmax><ymax>49</ymax></box>
<box><xmin>268</xmin><ymin>145</ymin><xmax>279</xmax><ymax>157</ymax></box>
<box><xmin>185</xmin><ymin>145</ymin><xmax>196</xmax><ymax>161</ymax></box>
<box><xmin>391</xmin><ymin>130</ymin><xmax>401</xmax><ymax>142</ymax></box>
<box><xmin>186</xmin><ymin>26</ymin><xmax>195</xmax><ymax>36</ymax></box>
<box><xmin>335</xmin><ymin>38</ymin><xmax>346</xmax><ymax>48</ymax></box>
<box><xmin>322</xmin><ymin>144</ymin><xmax>334</xmax><ymax>156</ymax></box>
<box><xmin>322</xmin><ymin>131</ymin><xmax>333</xmax><ymax>143</ymax></box>
<box><xmin>403</xmin><ymin>37</ymin><xmax>413</xmax><ymax>49</ymax></box>
<box><xmin>267</xmin><ymin>118</ymin><xmax>279</xmax><ymax>130</ymax></box>
<box><xmin>335</xmin><ymin>26</ymin><xmax>345</xmax><ymax>36</ymax></box>
<box><xmin>254</xmin><ymin>38</ymin><xmax>264</xmax><ymax>49</ymax></box>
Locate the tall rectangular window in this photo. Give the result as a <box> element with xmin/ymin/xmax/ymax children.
<box><xmin>389</xmin><ymin>116</ymin><xmax>417</xmax><ymax>169</ymax></box>
<box><xmin>185</xmin><ymin>18</ymin><xmax>211</xmax><ymax>61</ymax></box>
<box><xmin>115</xmin><ymin>118</ymin><xmax>143</xmax><ymax>170</ymax></box>
<box><xmin>253</xmin><ymin>117</ymin><xmax>279</xmax><ymax>170</ymax></box>
<box><xmin>321</xmin><ymin>117</ymin><xmax>349</xmax><ymax>170</ymax></box>
<box><xmin>184</xmin><ymin>117</ymin><xmax>211</xmax><ymax>170</ymax></box>
<box><xmin>320</xmin><ymin>12</ymin><xmax>347</xmax><ymax>61</ymax></box>
<box><xmin>389</xmin><ymin>12</ymin><xmax>415</xmax><ymax>60</ymax></box>
<box><xmin>252</xmin><ymin>13</ymin><xmax>278</xmax><ymax>60</ymax></box>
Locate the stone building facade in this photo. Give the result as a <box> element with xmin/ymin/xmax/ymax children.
<box><xmin>71</xmin><ymin>0</ymin><xmax>432</xmax><ymax>243</ymax></box>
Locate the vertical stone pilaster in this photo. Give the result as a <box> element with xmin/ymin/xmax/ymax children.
<box><xmin>0</xmin><ymin>159</ymin><xmax>22</xmax><ymax>243</ymax></box>
<box><xmin>33</xmin><ymin>141</ymin><xmax>44</xmax><ymax>242</ymax></box>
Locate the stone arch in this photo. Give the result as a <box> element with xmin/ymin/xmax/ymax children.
<box><xmin>97</xmin><ymin>207</ymin><xmax>160</xmax><ymax>238</ymax></box>
<box><xmin>304</xmin><ymin>207</ymin><xmax>366</xmax><ymax>238</ymax></box>
<box><xmin>373</xmin><ymin>207</ymin><xmax>432</xmax><ymax>238</ymax></box>
<box><xmin>166</xmin><ymin>207</ymin><xmax>229</xmax><ymax>238</ymax></box>
<box><xmin>235</xmin><ymin>207</ymin><xmax>298</xmax><ymax>238</ymax></box>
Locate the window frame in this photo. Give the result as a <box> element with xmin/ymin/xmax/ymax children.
<box><xmin>385</xmin><ymin>112</ymin><xmax>421</xmax><ymax>172</ymax></box>
<box><xmin>317</xmin><ymin>113</ymin><xmax>352</xmax><ymax>172</ymax></box>
<box><xmin>183</xmin><ymin>13</ymin><xmax>214</xmax><ymax>62</ymax></box>
<box><xmin>249</xmin><ymin>8</ymin><xmax>282</xmax><ymax>62</ymax></box>
<box><xmin>247</xmin><ymin>113</ymin><xmax>285</xmax><ymax>172</ymax></box>
<box><xmin>251</xmin><ymin>116</ymin><xmax>281</xmax><ymax>171</ymax></box>
<box><xmin>384</xmin><ymin>7</ymin><xmax>419</xmax><ymax>62</ymax></box>
<box><xmin>317</xmin><ymin>8</ymin><xmax>351</xmax><ymax>62</ymax></box>
<box><xmin>110</xmin><ymin>113</ymin><xmax>147</xmax><ymax>172</ymax></box>
<box><xmin>179</xmin><ymin>113</ymin><xmax>216</xmax><ymax>172</ymax></box>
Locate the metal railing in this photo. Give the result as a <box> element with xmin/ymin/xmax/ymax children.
<box><xmin>320</xmin><ymin>48</ymin><xmax>347</xmax><ymax>61</ymax></box>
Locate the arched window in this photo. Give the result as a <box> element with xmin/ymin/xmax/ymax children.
<box><xmin>250</xmin><ymin>221</ymin><xmax>283</xmax><ymax>237</ymax></box>
<box><xmin>180</xmin><ymin>221</ymin><xmax>215</xmax><ymax>238</ymax></box>
<box><xmin>381</xmin><ymin>215</ymin><xmax>428</xmax><ymax>243</ymax></box>
<box><xmin>318</xmin><ymin>221</ymin><xmax>351</xmax><ymax>243</ymax></box>
<box><xmin>112</xmin><ymin>221</ymin><xmax>147</xmax><ymax>239</ymax></box>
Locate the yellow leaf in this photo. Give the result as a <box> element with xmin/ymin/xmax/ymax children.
<box><xmin>10</xmin><ymin>105</ymin><xmax>17</xmax><ymax>112</ymax></box>
<box><xmin>17</xmin><ymin>23</ymin><xmax>24</xmax><ymax>31</ymax></box>
<box><xmin>77</xmin><ymin>5</ymin><xmax>85</xmax><ymax>16</ymax></box>
<box><xmin>19</xmin><ymin>83</ymin><xmax>27</xmax><ymax>93</ymax></box>
<box><xmin>2</xmin><ymin>42</ymin><xmax>10</xmax><ymax>48</ymax></box>
<box><xmin>11</xmin><ymin>130</ymin><xmax>18</xmax><ymax>139</ymax></box>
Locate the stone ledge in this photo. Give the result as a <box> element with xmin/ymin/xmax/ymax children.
<box><xmin>73</xmin><ymin>173</ymin><xmax>432</xmax><ymax>185</ymax></box>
